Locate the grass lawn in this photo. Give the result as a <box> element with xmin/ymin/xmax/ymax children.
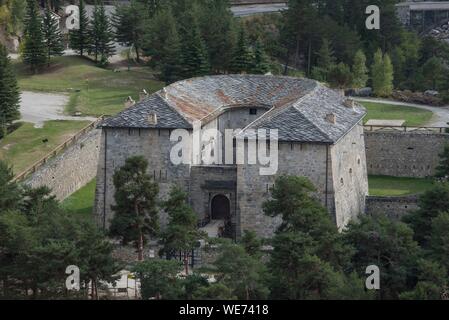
<box><xmin>62</xmin><ymin>179</ymin><xmax>96</xmax><ymax>222</ymax></box>
<box><xmin>362</xmin><ymin>102</ymin><xmax>433</xmax><ymax>127</ymax></box>
<box><xmin>0</xmin><ymin>120</ymin><xmax>90</xmax><ymax>174</ymax></box>
<box><xmin>14</xmin><ymin>56</ymin><xmax>165</xmax><ymax>116</ymax></box>
<box><xmin>369</xmin><ymin>175</ymin><xmax>435</xmax><ymax>196</ymax></box>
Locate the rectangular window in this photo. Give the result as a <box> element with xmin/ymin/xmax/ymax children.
<box><xmin>249</xmin><ymin>108</ymin><xmax>257</xmax><ymax>115</ymax></box>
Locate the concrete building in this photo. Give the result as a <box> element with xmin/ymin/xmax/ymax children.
<box><xmin>94</xmin><ymin>75</ymin><xmax>368</xmax><ymax>239</ymax></box>
<box><xmin>396</xmin><ymin>1</ymin><xmax>449</xmax><ymax>31</ymax></box>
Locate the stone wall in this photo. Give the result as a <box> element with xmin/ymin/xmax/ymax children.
<box><xmin>24</xmin><ymin>128</ymin><xmax>101</xmax><ymax>200</ymax></box>
<box><xmin>366</xmin><ymin>195</ymin><xmax>419</xmax><ymax>220</ymax></box>
<box><xmin>365</xmin><ymin>131</ymin><xmax>449</xmax><ymax>178</ymax></box>
<box><xmin>237</xmin><ymin>141</ymin><xmax>332</xmax><ymax>239</ymax></box>
<box><xmin>94</xmin><ymin>128</ymin><xmax>191</xmax><ymax>230</ymax></box>
<box><xmin>331</xmin><ymin>123</ymin><xmax>369</xmax><ymax>228</ymax></box>
<box><xmin>189</xmin><ymin>165</ymin><xmax>237</xmax><ymax>223</ymax></box>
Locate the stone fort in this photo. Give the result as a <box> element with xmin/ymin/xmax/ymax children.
<box><xmin>93</xmin><ymin>75</ymin><xmax>368</xmax><ymax>239</ymax></box>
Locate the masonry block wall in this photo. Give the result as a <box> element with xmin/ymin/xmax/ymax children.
<box><xmin>94</xmin><ymin>128</ymin><xmax>191</xmax><ymax>230</ymax></box>
<box><xmin>366</xmin><ymin>195</ymin><xmax>419</xmax><ymax>220</ymax></box>
<box><xmin>237</xmin><ymin>141</ymin><xmax>334</xmax><ymax>239</ymax></box>
<box><xmin>365</xmin><ymin>131</ymin><xmax>449</xmax><ymax>178</ymax></box>
<box><xmin>331</xmin><ymin>124</ymin><xmax>369</xmax><ymax>228</ymax></box>
<box><xmin>25</xmin><ymin>128</ymin><xmax>101</xmax><ymax>201</ymax></box>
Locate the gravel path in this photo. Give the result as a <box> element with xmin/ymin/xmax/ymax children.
<box><xmin>19</xmin><ymin>91</ymin><xmax>97</xmax><ymax>128</ymax></box>
<box><xmin>354</xmin><ymin>97</ymin><xmax>449</xmax><ymax>127</ymax></box>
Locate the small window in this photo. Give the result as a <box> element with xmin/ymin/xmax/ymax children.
<box><xmin>249</xmin><ymin>108</ymin><xmax>258</xmax><ymax>115</ymax></box>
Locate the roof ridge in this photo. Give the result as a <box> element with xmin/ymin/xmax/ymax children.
<box><xmin>291</xmin><ymin>84</ymin><xmax>333</xmax><ymax>142</ymax></box>
<box><xmin>238</xmin><ymin>80</ymin><xmax>319</xmax><ymax>133</ymax></box>
<box><xmin>155</xmin><ymin>90</ymin><xmax>193</xmax><ymax>126</ymax></box>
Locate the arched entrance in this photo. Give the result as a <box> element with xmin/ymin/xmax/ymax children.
<box><xmin>211</xmin><ymin>195</ymin><xmax>231</xmax><ymax>221</ymax></box>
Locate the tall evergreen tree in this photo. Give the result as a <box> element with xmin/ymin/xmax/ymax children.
<box><xmin>198</xmin><ymin>0</ymin><xmax>236</xmax><ymax>73</ymax></box>
<box><xmin>22</xmin><ymin>0</ymin><xmax>46</xmax><ymax>73</ymax></box>
<box><xmin>251</xmin><ymin>40</ymin><xmax>270</xmax><ymax>75</ymax></box>
<box><xmin>109</xmin><ymin>156</ymin><xmax>159</xmax><ymax>261</ymax></box>
<box><xmin>160</xmin><ymin>21</ymin><xmax>183</xmax><ymax>84</ymax></box>
<box><xmin>404</xmin><ymin>183</ymin><xmax>449</xmax><ymax>247</ymax></box>
<box><xmin>328</xmin><ymin>62</ymin><xmax>353</xmax><ymax>89</ymax></box>
<box><xmin>0</xmin><ymin>44</ymin><xmax>20</xmax><ymax>136</ymax></box>
<box><xmin>229</xmin><ymin>27</ymin><xmax>252</xmax><ymax>74</ymax></box>
<box><xmin>89</xmin><ymin>2</ymin><xmax>115</xmax><ymax>65</ymax></box>
<box><xmin>161</xmin><ymin>186</ymin><xmax>203</xmax><ymax>274</ymax></box>
<box><xmin>113</xmin><ymin>0</ymin><xmax>148</xmax><ymax>63</ymax></box>
<box><xmin>179</xmin><ymin>12</ymin><xmax>210</xmax><ymax>78</ymax></box>
<box><xmin>371</xmin><ymin>49</ymin><xmax>394</xmax><ymax>97</ymax></box>
<box><xmin>311</xmin><ymin>39</ymin><xmax>336</xmax><ymax>82</ymax></box>
<box><xmin>42</xmin><ymin>5</ymin><xmax>64</xmax><ymax>67</ymax></box>
<box><xmin>69</xmin><ymin>0</ymin><xmax>90</xmax><ymax>56</ymax></box>
<box><xmin>344</xmin><ymin>215</ymin><xmax>421</xmax><ymax>300</ymax></box>
<box><xmin>422</xmin><ymin>57</ymin><xmax>443</xmax><ymax>91</ymax></box>
<box><xmin>0</xmin><ymin>160</ymin><xmax>22</xmax><ymax>211</ymax></box>
<box><xmin>352</xmin><ymin>49</ymin><xmax>368</xmax><ymax>88</ymax></box>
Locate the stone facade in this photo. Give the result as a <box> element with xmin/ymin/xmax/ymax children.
<box><xmin>366</xmin><ymin>195</ymin><xmax>419</xmax><ymax>220</ymax></box>
<box><xmin>94</xmin><ymin>128</ymin><xmax>191</xmax><ymax>230</ymax></box>
<box><xmin>237</xmin><ymin>122</ymin><xmax>368</xmax><ymax>238</ymax></box>
<box><xmin>25</xmin><ymin>128</ymin><xmax>101</xmax><ymax>200</ymax></box>
<box><xmin>95</xmin><ymin>76</ymin><xmax>369</xmax><ymax>239</ymax></box>
<box><xmin>365</xmin><ymin>131</ymin><xmax>449</xmax><ymax>178</ymax></box>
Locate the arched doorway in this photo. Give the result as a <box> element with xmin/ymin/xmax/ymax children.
<box><xmin>211</xmin><ymin>195</ymin><xmax>231</xmax><ymax>221</ymax></box>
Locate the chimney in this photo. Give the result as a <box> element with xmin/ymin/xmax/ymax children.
<box><xmin>124</xmin><ymin>96</ymin><xmax>135</xmax><ymax>108</ymax></box>
<box><xmin>326</xmin><ymin>113</ymin><xmax>337</xmax><ymax>124</ymax></box>
<box><xmin>344</xmin><ymin>98</ymin><xmax>355</xmax><ymax>109</ymax></box>
<box><xmin>139</xmin><ymin>89</ymin><xmax>149</xmax><ymax>102</ymax></box>
<box><xmin>147</xmin><ymin>112</ymin><xmax>158</xmax><ymax>125</ymax></box>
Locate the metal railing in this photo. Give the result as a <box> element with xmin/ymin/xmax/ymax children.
<box><xmin>13</xmin><ymin>116</ymin><xmax>104</xmax><ymax>183</ymax></box>
<box><xmin>364</xmin><ymin>125</ymin><xmax>448</xmax><ymax>133</ymax></box>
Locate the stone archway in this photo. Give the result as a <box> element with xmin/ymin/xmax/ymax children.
<box><xmin>211</xmin><ymin>195</ymin><xmax>231</xmax><ymax>221</ymax></box>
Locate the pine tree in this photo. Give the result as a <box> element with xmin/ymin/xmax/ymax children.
<box><xmin>22</xmin><ymin>0</ymin><xmax>46</xmax><ymax>73</ymax></box>
<box><xmin>198</xmin><ymin>0</ymin><xmax>236</xmax><ymax>73</ymax></box>
<box><xmin>371</xmin><ymin>49</ymin><xmax>394</xmax><ymax>97</ymax></box>
<box><xmin>113</xmin><ymin>0</ymin><xmax>148</xmax><ymax>63</ymax></box>
<box><xmin>179</xmin><ymin>12</ymin><xmax>210</xmax><ymax>79</ymax></box>
<box><xmin>161</xmin><ymin>186</ymin><xmax>203</xmax><ymax>274</ymax></box>
<box><xmin>160</xmin><ymin>16</ymin><xmax>183</xmax><ymax>84</ymax></box>
<box><xmin>109</xmin><ymin>156</ymin><xmax>159</xmax><ymax>261</ymax></box>
<box><xmin>69</xmin><ymin>0</ymin><xmax>90</xmax><ymax>56</ymax></box>
<box><xmin>311</xmin><ymin>39</ymin><xmax>336</xmax><ymax>82</ymax></box>
<box><xmin>352</xmin><ymin>49</ymin><xmax>368</xmax><ymax>88</ymax></box>
<box><xmin>229</xmin><ymin>27</ymin><xmax>252</xmax><ymax>74</ymax></box>
<box><xmin>0</xmin><ymin>44</ymin><xmax>20</xmax><ymax>136</ymax></box>
<box><xmin>328</xmin><ymin>62</ymin><xmax>352</xmax><ymax>89</ymax></box>
<box><xmin>251</xmin><ymin>40</ymin><xmax>270</xmax><ymax>75</ymax></box>
<box><xmin>42</xmin><ymin>5</ymin><xmax>64</xmax><ymax>67</ymax></box>
<box><xmin>383</xmin><ymin>53</ymin><xmax>394</xmax><ymax>96</ymax></box>
<box><xmin>403</xmin><ymin>182</ymin><xmax>449</xmax><ymax>247</ymax></box>
<box><xmin>89</xmin><ymin>2</ymin><xmax>115</xmax><ymax>65</ymax></box>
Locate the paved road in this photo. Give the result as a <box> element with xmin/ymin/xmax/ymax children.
<box><xmin>231</xmin><ymin>3</ymin><xmax>287</xmax><ymax>16</ymax></box>
<box><xmin>19</xmin><ymin>91</ymin><xmax>97</xmax><ymax>128</ymax></box>
<box><xmin>354</xmin><ymin>97</ymin><xmax>449</xmax><ymax>127</ymax></box>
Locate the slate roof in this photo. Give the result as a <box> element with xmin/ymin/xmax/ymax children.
<box><xmin>100</xmin><ymin>75</ymin><xmax>366</xmax><ymax>143</ymax></box>
<box><xmin>100</xmin><ymin>94</ymin><xmax>192</xmax><ymax>129</ymax></box>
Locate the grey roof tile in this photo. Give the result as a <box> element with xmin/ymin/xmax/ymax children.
<box><xmin>100</xmin><ymin>75</ymin><xmax>366</xmax><ymax>143</ymax></box>
<box><xmin>100</xmin><ymin>93</ymin><xmax>192</xmax><ymax>129</ymax></box>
